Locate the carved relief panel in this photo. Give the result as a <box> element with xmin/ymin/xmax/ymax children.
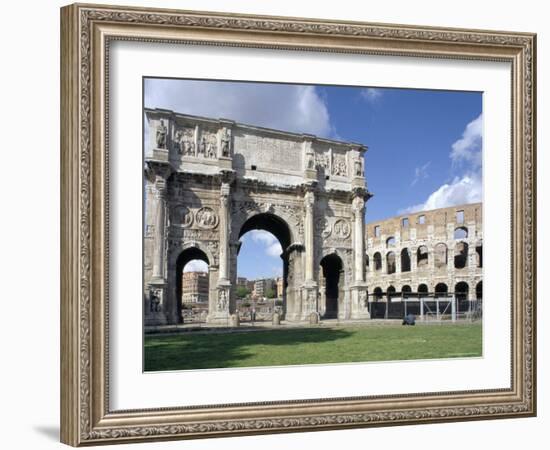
<box><xmin>231</xmin><ymin>199</ymin><xmax>304</xmax><ymax>242</ymax></box>
<box><xmin>170</xmin><ymin>205</ymin><xmax>194</xmax><ymax>228</ymax></box>
<box><xmin>198</xmin><ymin>130</ymin><xmax>218</xmax><ymax>159</ymax></box>
<box><xmin>332</xmin><ymin>218</ymin><xmax>351</xmax><ymax>239</ymax></box>
<box><xmin>173</xmin><ymin>127</ymin><xmax>196</xmax><ymax>156</ymax></box>
<box><xmin>332</xmin><ymin>153</ymin><xmax>348</xmax><ymax>177</ymax></box>
<box><xmin>196</xmin><ymin>207</ymin><xmax>219</xmax><ymax>229</ymax></box>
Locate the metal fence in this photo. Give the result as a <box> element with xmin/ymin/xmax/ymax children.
<box><xmin>368</xmin><ymin>292</ymin><xmax>482</xmax><ymax>321</ymax></box>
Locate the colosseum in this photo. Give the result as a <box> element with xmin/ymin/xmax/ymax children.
<box><xmin>365</xmin><ymin>202</ymin><xmax>483</xmax><ymax>319</ymax></box>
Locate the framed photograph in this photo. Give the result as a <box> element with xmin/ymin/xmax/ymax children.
<box><xmin>60</xmin><ymin>3</ymin><xmax>536</xmax><ymax>446</ymax></box>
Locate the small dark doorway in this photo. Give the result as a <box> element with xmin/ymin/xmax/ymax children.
<box><xmin>476</xmin><ymin>281</ymin><xmax>483</xmax><ymax>300</ymax></box>
<box><xmin>455</xmin><ymin>281</ymin><xmax>470</xmax><ymax>313</ymax></box>
<box><xmin>401</xmin><ymin>248</ymin><xmax>411</xmax><ymax>272</ymax></box>
<box><xmin>320</xmin><ymin>253</ymin><xmax>343</xmax><ymax>319</ymax></box>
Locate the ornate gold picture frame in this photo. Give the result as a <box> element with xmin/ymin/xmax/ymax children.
<box><xmin>60</xmin><ymin>3</ymin><xmax>536</xmax><ymax>446</ymax></box>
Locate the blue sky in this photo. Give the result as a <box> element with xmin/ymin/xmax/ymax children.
<box><xmin>145</xmin><ymin>78</ymin><xmax>482</xmax><ymax>279</ymax></box>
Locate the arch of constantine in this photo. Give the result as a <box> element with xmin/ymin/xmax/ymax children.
<box><xmin>144</xmin><ymin>108</ymin><xmax>371</xmax><ymax>326</ymax></box>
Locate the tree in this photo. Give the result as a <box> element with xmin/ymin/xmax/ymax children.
<box><xmin>265</xmin><ymin>288</ymin><xmax>276</xmax><ymax>299</ymax></box>
<box><xmin>236</xmin><ymin>285</ymin><xmax>250</xmax><ymax>299</ymax></box>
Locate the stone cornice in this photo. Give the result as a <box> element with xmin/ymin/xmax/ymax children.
<box><xmin>145</xmin><ymin>107</ymin><xmax>367</xmax><ymax>153</ymax></box>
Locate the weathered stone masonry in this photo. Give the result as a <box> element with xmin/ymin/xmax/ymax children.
<box><xmin>143</xmin><ymin>109</ymin><xmax>483</xmax><ymax>326</ymax></box>
<box><xmin>365</xmin><ymin>203</ymin><xmax>483</xmax><ymax>307</ymax></box>
<box><xmin>143</xmin><ymin>109</ymin><xmax>371</xmax><ymax>325</ymax></box>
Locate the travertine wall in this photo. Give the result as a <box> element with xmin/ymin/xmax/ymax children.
<box><xmin>365</xmin><ymin>203</ymin><xmax>483</xmax><ymax>301</ymax></box>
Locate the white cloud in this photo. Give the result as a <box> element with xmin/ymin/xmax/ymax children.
<box><xmin>411</xmin><ymin>161</ymin><xmax>431</xmax><ymax>186</ymax></box>
<box><xmin>360</xmin><ymin>88</ymin><xmax>382</xmax><ymax>103</ymax></box>
<box><xmin>401</xmin><ymin>114</ymin><xmax>483</xmax><ymax>214</ymax></box>
<box><xmin>450</xmin><ymin>114</ymin><xmax>483</xmax><ymax>168</ymax></box>
<box><xmin>183</xmin><ymin>259</ymin><xmax>208</xmax><ymax>272</ymax></box>
<box><xmin>145</xmin><ymin>79</ymin><xmax>333</xmax><ymax>137</ymax></box>
<box><xmin>400</xmin><ymin>173</ymin><xmax>482</xmax><ymax>214</ymax></box>
<box><xmin>246</xmin><ymin>230</ymin><xmax>283</xmax><ymax>257</ymax></box>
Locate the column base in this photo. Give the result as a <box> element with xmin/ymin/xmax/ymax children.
<box><xmin>145</xmin><ymin>280</ymin><xmax>170</xmax><ymax>325</ymax></box>
<box><xmin>349</xmin><ymin>284</ymin><xmax>371</xmax><ymax>320</ymax></box>
<box><xmin>207</xmin><ymin>283</ymin><xmax>231</xmax><ymax>324</ymax></box>
<box><xmin>301</xmin><ymin>285</ymin><xmax>319</xmax><ymax>319</ymax></box>
<box><xmin>206</xmin><ymin>313</ymin><xmax>231</xmax><ymax>325</ymax></box>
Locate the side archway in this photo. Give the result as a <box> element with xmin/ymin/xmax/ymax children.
<box><xmin>320</xmin><ymin>253</ymin><xmax>344</xmax><ymax>319</ymax></box>
<box><xmin>175</xmin><ymin>246</ymin><xmax>210</xmax><ymax>323</ymax></box>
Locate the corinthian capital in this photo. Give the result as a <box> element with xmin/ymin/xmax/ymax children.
<box><xmin>352</xmin><ymin>195</ymin><xmax>365</xmax><ymax>214</ymax></box>
<box><xmin>304</xmin><ymin>190</ymin><xmax>315</xmax><ymax>209</ymax></box>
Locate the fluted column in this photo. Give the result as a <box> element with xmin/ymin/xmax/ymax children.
<box><xmin>152</xmin><ymin>178</ymin><xmax>167</xmax><ymax>280</ymax></box>
<box><xmin>304</xmin><ymin>188</ymin><xmax>315</xmax><ymax>284</ymax></box>
<box><xmin>352</xmin><ymin>195</ymin><xmax>366</xmax><ymax>282</ymax></box>
<box><xmin>208</xmin><ymin>173</ymin><xmax>233</xmax><ymax>324</ymax></box>
<box><xmin>145</xmin><ymin>160</ymin><xmax>171</xmax><ymax>326</ymax></box>
<box><xmin>218</xmin><ymin>182</ymin><xmax>231</xmax><ymax>283</ymax></box>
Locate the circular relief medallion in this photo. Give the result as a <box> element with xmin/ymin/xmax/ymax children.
<box><xmin>316</xmin><ymin>217</ymin><xmax>332</xmax><ymax>239</ymax></box>
<box><xmin>333</xmin><ymin>218</ymin><xmax>351</xmax><ymax>239</ymax></box>
<box><xmin>196</xmin><ymin>207</ymin><xmax>219</xmax><ymax>229</ymax></box>
<box><xmin>173</xmin><ymin>205</ymin><xmax>193</xmax><ymax>228</ymax></box>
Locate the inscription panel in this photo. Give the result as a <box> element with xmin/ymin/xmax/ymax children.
<box><xmin>233</xmin><ymin>131</ymin><xmax>302</xmax><ymax>173</ymax></box>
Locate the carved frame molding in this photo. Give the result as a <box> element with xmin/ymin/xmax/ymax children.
<box><xmin>60</xmin><ymin>3</ymin><xmax>536</xmax><ymax>446</ymax></box>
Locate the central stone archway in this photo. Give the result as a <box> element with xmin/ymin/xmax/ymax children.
<box><xmin>144</xmin><ymin>109</ymin><xmax>372</xmax><ymax>325</ymax></box>
<box><xmin>236</xmin><ymin>212</ymin><xmax>292</xmax><ymax>317</ymax></box>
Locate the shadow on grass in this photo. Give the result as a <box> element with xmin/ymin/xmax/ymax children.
<box><xmin>144</xmin><ymin>323</ymin><xmax>483</xmax><ymax>372</ymax></box>
<box><xmin>144</xmin><ymin>327</ymin><xmax>354</xmax><ymax>372</ymax></box>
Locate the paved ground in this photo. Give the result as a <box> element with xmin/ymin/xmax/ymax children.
<box><xmin>145</xmin><ymin>318</ymin><xmax>477</xmax><ymax>336</ymax></box>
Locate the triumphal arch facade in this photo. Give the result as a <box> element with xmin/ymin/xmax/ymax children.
<box><xmin>144</xmin><ymin>108</ymin><xmax>372</xmax><ymax>326</ymax></box>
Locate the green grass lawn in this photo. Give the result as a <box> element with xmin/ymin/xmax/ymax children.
<box><xmin>144</xmin><ymin>322</ymin><xmax>482</xmax><ymax>371</ymax></box>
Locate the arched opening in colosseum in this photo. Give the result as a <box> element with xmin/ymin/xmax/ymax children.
<box><xmin>370</xmin><ymin>286</ymin><xmax>385</xmax><ymax>318</ymax></box>
<box><xmin>400</xmin><ymin>248</ymin><xmax>411</xmax><ymax>272</ymax></box>
<box><xmin>386</xmin><ymin>251</ymin><xmax>396</xmax><ymax>274</ymax></box>
<box><xmin>417</xmin><ymin>246</ymin><xmax>429</xmax><ymax>268</ymax></box>
<box><xmin>373</xmin><ymin>252</ymin><xmax>382</xmax><ymax>271</ymax></box>
<box><xmin>454</xmin><ymin>226</ymin><xmax>468</xmax><ymax>239</ymax></box>
<box><xmin>176</xmin><ymin>247</ymin><xmax>210</xmax><ymax>324</ymax></box>
<box><xmin>365</xmin><ymin>254</ymin><xmax>369</xmax><ymax>272</ymax></box>
<box><xmin>417</xmin><ymin>284</ymin><xmax>429</xmax><ymax>311</ymax></box>
<box><xmin>455</xmin><ymin>281</ymin><xmax>470</xmax><ymax>312</ymax></box>
<box><xmin>434</xmin><ymin>243</ymin><xmax>448</xmax><ymax>268</ymax></box>
<box><xmin>435</xmin><ymin>282</ymin><xmax>448</xmax><ymax>299</ymax></box>
<box><xmin>454</xmin><ymin>242</ymin><xmax>469</xmax><ymax>269</ymax></box>
<box><xmin>401</xmin><ymin>285</ymin><xmax>412</xmax><ymax>299</ymax></box>
<box><xmin>476</xmin><ymin>244</ymin><xmax>483</xmax><ymax>268</ymax></box>
<box><xmin>237</xmin><ymin>213</ymin><xmax>291</xmax><ymax>313</ymax></box>
<box><xmin>476</xmin><ymin>281</ymin><xmax>483</xmax><ymax>301</ymax></box>
<box><xmin>386</xmin><ymin>236</ymin><xmax>396</xmax><ymax>247</ymax></box>
<box><xmin>320</xmin><ymin>253</ymin><xmax>343</xmax><ymax>319</ymax></box>
<box><xmin>386</xmin><ymin>285</ymin><xmax>398</xmax><ymax>318</ymax></box>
